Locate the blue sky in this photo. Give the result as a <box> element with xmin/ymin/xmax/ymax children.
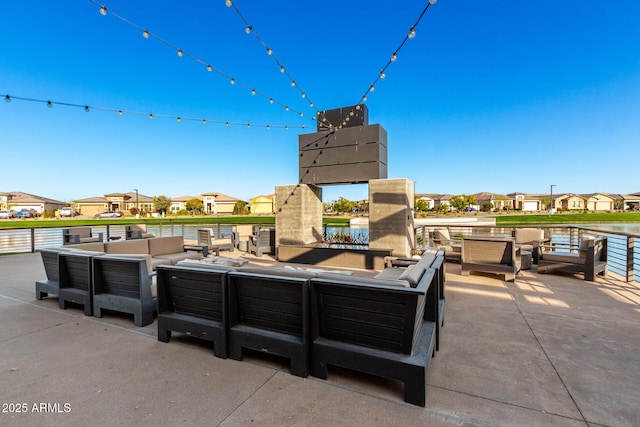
<box><xmin>2</xmin><ymin>1</ymin><xmax>639</xmax><ymax>204</ymax></box>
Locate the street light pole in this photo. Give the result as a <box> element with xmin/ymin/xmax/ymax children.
<box><xmin>549</xmin><ymin>184</ymin><xmax>556</xmax><ymax>215</ymax></box>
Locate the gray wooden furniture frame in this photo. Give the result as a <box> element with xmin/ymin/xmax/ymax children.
<box><xmin>92</xmin><ymin>255</ymin><xmax>157</xmax><ymax>327</ymax></box>
<box><xmin>125</xmin><ymin>224</ymin><xmax>155</xmax><ymax>240</ymax></box>
<box><xmin>227</xmin><ymin>269</ymin><xmax>311</xmax><ymax>377</ymax></box>
<box><xmin>157</xmin><ymin>264</ymin><xmax>229</xmax><ymax>358</ymax></box>
<box><xmin>429</xmin><ymin>229</ymin><xmax>461</xmax><ymax>263</ymax></box>
<box><xmin>309</xmin><ymin>266</ymin><xmax>438</xmax><ymax>407</ymax></box>
<box><xmin>197</xmin><ymin>228</ymin><xmax>234</xmax><ymax>252</ymax></box>
<box><xmin>58</xmin><ymin>251</ymin><xmax>95</xmax><ymax>316</ymax></box>
<box><xmin>62</xmin><ymin>227</ymin><xmax>103</xmax><ymax>245</ymax></box>
<box><xmin>461</xmin><ymin>237</ymin><xmax>521</xmax><ymax>282</ymax></box>
<box><xmin>36</xmin><ymin>249</ymin><xmax>62</xmax><ymax>300</ymax></box>
<box><xmin>248</xmin><ymin>227</ymin><xmax>275</xmax><ymax>257</ymax></box>
<box><xmin>538</xmin><ymin>236</ymin><xmax>608</xmax><ymax>281</ymax></box>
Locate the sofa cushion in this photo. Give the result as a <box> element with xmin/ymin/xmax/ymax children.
<box><xmin>65</xmin><ymin>242</ymin><xmax>106</xmax><ymax>252</ymax></box>
<box><xmin>542</xmin><ymin>252</ymin><xmax>585</xmax><ymax>264</ymax></box>
<box><xmin>154</xmin><ymin>251</ymin><xmax>202</xmax><ymax>265</ymax></box>
<box><xmin>105</xmin><ymin>239</ymin><xmax>149</xmax><ymax>255</ymax></box>
<box><xmin>514</xmin><ymin>228</ymin><xmax>544</xmax><ymax>245</ymax></box>
<box><xmin>315</xmin><ymin>272</ymin><xmax>410</xmax><ymax>288</ymax></box>
<box><xmin>148</xmin><ymin>236</ymin><xmax>184</xmax><ymax>257</ymax></box>
<box><xmin>375</xmin><ymin>268</ymin><xmax>404</xmax><ymax>280</ymax></box>
<box><xmin>175</xmin><ymin>261</ymin><xmax>239</xmax><ymax>272</ymax></box>
<box><xmin>398</xmin><ymin>264</ymin><xmax>426</xmax><ymax>288</ymax></box>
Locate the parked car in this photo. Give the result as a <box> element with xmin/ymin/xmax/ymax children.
<box><xmin>17</xmin><ymin>209</ymin><xmax>33</xmax><ymax>218</ymax></box>
<box><xmin>59</xmin><ymin>207</ymin><xmax>78</xmax><ymax>217</ymax></box>
<box><xmin>95</xmin><ymin>211</ymin><xmax>123</xmax><ymax>218</ymax></box>
<box><xmin>0</xmin><ymin>210</ymin><xmax>18</xmax><ymax>219</ymax></box>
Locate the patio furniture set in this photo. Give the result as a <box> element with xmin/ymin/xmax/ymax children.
<box><xmin>34</xmin><ymin>229</ymin><xmax>446</xmax><ymax>407</ymax></box>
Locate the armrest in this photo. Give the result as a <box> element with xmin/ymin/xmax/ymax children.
<box><xmin>96</xmin><ymin>232</ymin><xmax>104</xmax><ymax>242</ymax></box>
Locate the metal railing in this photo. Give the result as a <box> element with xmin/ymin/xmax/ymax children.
<box><xmin>415</xmin><ymin>224</ymin><xmax>639</xmax><ymax>284</ymax></box>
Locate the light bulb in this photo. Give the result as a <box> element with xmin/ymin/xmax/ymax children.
<box><xmin>285</xmin><ymin>106</ymin><xmax>289</xmax><ymax>111</ymax></box>
<box><xmin>251</xmin><ymin>89</ymin><xmax>256</xmax><ymax>95</ymax></box>
<box><xmin>225</xmin><ymin>0</ymin><xmax>232</xmax><ymax>7</ymax></box>
<box><xmin>47</xmin><ymin>101</ymin><xmax>52</xmax><ymax>108</ymax></box>
<box><xmin>370</xmin><ymin>84</ymin><xmax>375</xmax><ymax>92</ymax></box>
<box><xmin>350</xmin><ymin>111</ymin><xmax>354</xmax><ymax>116</ymax></box>
<box><xmin>380</xmin><ymin>70</ymin><xmax>386</xmax><ymax>79</ymax></box>
<box><xmin>202</xmin><ymin>119</ymin><xmax>206</xmax><ymax>125</ymax></box>
<box><xmin>247</xmin><ymin>123</ymin><xmax>251</xmax><ymax>128</ymax></box>
<box><xmin>207</xmin><ymin>64</ymin><xmax>212</xmax><ymax>72</ymax></box>
<box><xmin>301</xmin><ymin>124</ymin><xmax>305</xmax><ymax>129</ymax></box>
<box><xmin>391</xmin><ymin>52</ymin><xmax>398</xmax><ymax>62</ymax></box>
<box><xmin>245</xmin><ymin>26</ymin><xmax>252</xmax><ymax>35</ymax></box>
<box><xmin>230</xmin><ymin>78</ymin><xmax>235</xmax><ymax>85</ymax></box>
<box><xmin>99</xmin><ymin>6</ymin><xmax>107</xmax><ymax>16</ymax></box>
<box><xmin>149</xmin><ymin>113</ymin><xmax>153</xmax><ymax>120</ymax></box>
<box><xmin>429</xmin><ymin>0</ymin><xmax>437</xmax><ymax>4</ymax></box>
<box><xmin>309</xmin><ymin>102</ymin><xmax>314</xmax><ymax>108</ymax></box>
<box><xmin>291</xmin><ymin>80</ymin><xmax>296</xmax><ymax>87</ymax></box>
<box><xmin>225</xmin><ymin>121</ymin><xmax>229</xmax><ymax>127</ymax></box>
<box><xmin>301</xmin><ymin>92</ymin><xmax>306</xmax><ymax>99</ymax></box>
<box><xmin>363</xmin><ymin>96</ymin><xmax>367</xmax><ymax>102</ymax></box>
<box><xmin>266</xmin><ymin>125</ymin><xmax>270</xmax><ymax>130</ymax></box>
<box><xmin>408</xmin><ymin>27</ymin><xmax>416</xmax><ymax>39</ymax></box>
<box><xmin>299</xmin><ymin>112</ymin><xmax>303</xmax><ymax>117</ymax></box>
<box><xmin>356</xmin><ymin>105</ymin><xmax>361</xmax><ymax>110</ymax></box>
<box><xmin>84</xmin><ymin>106</ymin><xmax>90</xmax><ymax>112</ymax></box>
<box><xmin>118</xmin><ymin>110</ymin><xmax>123</xmax><ymax>116</ymax></box>
<box><xmin>285</xmin><ymin>126</ymin><xmax>289</xmax><ymax>130</ymax></box>
<box><xmin>267</xmin><ymin>47</ymin><xmax>272</xmax><ymax>55</ymax></box>
<box><xmin>5</xmin><ymin>95</ymin><xmax>10</xmax><ymax>103</ymax></box>
<box><xmin>177</xmin><ymin>49</ymin><xmax>183</xmax><ymax>57</ymax></box>
<box><xmin>177</xmin><ymin>117</ymin><xmax>181</xmax><ymax>122</ymax></box>
<box><xmin>280</xmin><ymin>66</ymin><xmax>285</xmax><ymax>73</ymax></box>
<box><xmin>269</xmin><ymin>98</ymin><xmax>274</xmax><ymax>104</ymax></box>
<box><xmin>143</xmin><ymin>30</ymin><xmax>149</xmax><ymax>39</ymax></box>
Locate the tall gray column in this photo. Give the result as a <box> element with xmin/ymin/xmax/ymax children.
<box><xmin>275</xmin><ymin>184</ymin><xmax>323</xmax><ymax>247</ymax></box>
<box><xmin>368</xmin><ymin>178</ymin><xmax>415</xmax><ymax>257</ymax></box>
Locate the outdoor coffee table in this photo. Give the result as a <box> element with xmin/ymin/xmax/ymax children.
<box><xmin>180</xmin><ymin>256</ymin><xmax>249</xmax><ymax>267</ymax></box>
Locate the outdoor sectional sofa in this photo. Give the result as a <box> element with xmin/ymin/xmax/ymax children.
<box><xmin>155</xmin><ymin>251</ymin><xmax>445</xmax><ymax>406</ymax></box>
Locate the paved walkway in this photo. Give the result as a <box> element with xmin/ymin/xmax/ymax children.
<box><xmin>1</xmin><ymin>252</ymin><xmax>639</xmax><ymax>426</ymax></box>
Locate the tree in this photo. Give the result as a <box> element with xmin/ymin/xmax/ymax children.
<box><xmin>233</xmin><ymin>201</ymin><xmax>248</xmax><ymax>215</ymax></box>
<box><xmin>185</xmin><ymin>198</ymin><xmax>204</xmax><ymax>215</ymax></box>
<box><xmin>331</xmin><ymin>197</ymin><xmax>357</xmax><ymax>214</ymax></box>
<box><xmin>449</xmin><ymin>194</ymin><xmax>476</xmax><ymax>212</ymax></box>
<box><xmin>152</xmin><ymin>195</ymin><xmax>172</xmax><ymax>214</ymax></box>
<box><xmin>415</xmin><ymin>197</ymin><xmax>430</xmax><ymax>213</ymax></box>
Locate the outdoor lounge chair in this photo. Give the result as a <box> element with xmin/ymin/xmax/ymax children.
<box><xmin>62</xmin><ymin>226</ymin><xmax>103</xmax><ymax>245</ymax></box>
<box><xmin>197</xmin><ymin>228</ymin><xmax>234</xmax><ymax>253</ymax></box>
<box><xmin>125</xmin><ymin>224</ymin><xmax>155</xmax><ymax>240</ymax></box>
<box><xmin>512</xmin><ymin>228</ymin><xmax>549</xmax><ymax>264</ymax></box>
<box><xmin>36</xmin><ymin>248</ymin><xmax>63</xmax><ymax>300</ymax></box>
<box><xmin>248</xmin><ymin>227</ymin><xmax>275</xmax><ymax>257</ymax></box>
<box><xmin>232</xmin><ymin>225</ymin><xmax>254</xmax><ymax>252</ymax></box>
<box><xmin>429</xmin><ymin>228</ymin><xmax>461</xmax><ymax>263</ymax></box>
<box><xmin>92</xmin><ymin>255</ymin><xmax>157</xmax><ymax>327</ymax></box>
<box><xmin>156</xmin><ymin>264</ymin><xmax>230</xmax><ymax>358</ymax></box>
<box><xmin>227</xmin><ymin>268</ymin><xmax>313</xmax><ymax>377</ymax></box>
<box><xmin>461</xmin><ymin>237</ymin><xmax>521</xmax><ymax>282</ymax></box>
<box><xmin>58</xmin><ymin>251</ymin><xmax>98</xmax><ymax>316</ymax></box>
<box><xmin>538</xmin><ymin>236</ymin><xmax>607</xmax><ymax>281</ymax></box>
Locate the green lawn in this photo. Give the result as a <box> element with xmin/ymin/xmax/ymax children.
<box><xmin>494</xmin><ymin>212</ymin><xmax>640</xmax><ymax>226</ymax></box>
<box><xmin>0</xmin><ymin>215</ymin><xmax>352</xmax><ymax>229</ymax></box>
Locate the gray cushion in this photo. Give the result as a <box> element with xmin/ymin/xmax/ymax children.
<box><xmin>398</xmin><ymin>264</ymin><xmax>426</xmax><ymax>288</ymax></box>
<box><xmin>237</xmin><ymin>266</ymin><xmax>317</xmax><ymax>279</ymax></box>
<box><xmin>315</xmin><ymin>272</ymin><xmax>410</xmax><ymax>288</ymax></box>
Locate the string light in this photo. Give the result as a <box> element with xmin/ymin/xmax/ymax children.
<box><xmin>408</xmin><ymin>27</ymin><xmax>416</xmax><ymax>39</ymax></box>
<box><xmin>245</xmin><ymin>26</ymin><xmax>252</xmax><ymax>35</ymax></box>
<box><xmin>99</xmin><ymin>6</ymin><xmax>107</xmax><ymax>16</ymax></box>
<box><xmin>230</xmin><ymin>78</ymin><xmax>235</xmax><ymax>85</ymax></box>
<box><xmin>380</xmin><ymin>71</ymin><xmax>386</xmax><ymax>79</ymax></box>
<box><xmin>391</xmin><ymin>52</ymin><xmax>398</xmax><ymax>62</ymax></box>
<box><xmin>89</xmin><ymin>0</ymin><xmax>311</xmax><ymax>122</ymax></box>
<box><xmin>2</xmin><ymin>93</ymin><xmax>306</xmax><ymax>130</ymax></box>
<box><xmin>280</xmin><ymin>66</ymin><xmax>285</xmax><ymax>73</ymax></box>
<box><xmin>251</xmin><ymin>89</ymin><xmax>256</xmax><ymax>95</ymax></box>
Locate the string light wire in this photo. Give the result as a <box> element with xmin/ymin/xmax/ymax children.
<box><xmin>1</xmin><ymin>94</ymin><xmax>305</xmax><ymax>130</ymax></box>
<box><xmin>89</xmin><ymin>0</ymin><xmax>312</xmax><ymax>121</ymax></box>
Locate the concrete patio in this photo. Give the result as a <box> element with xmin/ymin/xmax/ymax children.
<box><xmin>1</xmin><ymin>252</ymin><xmax>639</xmax><ymax>426</ymax></box>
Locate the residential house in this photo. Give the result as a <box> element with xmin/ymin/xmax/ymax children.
<box><xmin>615</xmin><ymin>194</ymin><xmax>640</xmax><ymax>211</ymax></box>
<box><xmin>415</xmin><ymin>194</ymin><xmax>435</xmax><ymax>210</ymax></box>
<box><xmin>73</xmin><ymin>192</ymin><xmax>154</xmax><ymax>216</ymax></box>
<box><xmin>554</xmin><ymin>193</ymin><xmax>585</xmax><ymax>211</ymax></box>
<box><xmin>473</xmin><ymin>192</ymin><xmax>511</xmax><ymax>211</ymax></box>
<box><xmin>201</xmin><ymin>192</ymin><xmax>243</xmax><ymax>215</ymax></box>
<box><xmin>581</xmin><ymin>193</ymin><xmax>615</xmax><ymax>211</ymax></box>
<box><xmin>250</xmin><ymin>195</ymin><xmax>275</xmax><ymax>215</ymax></box>
<box><xmin>170</xmin><ymin>196</ymin><xmax>195</xmax><ymax>213</ymax></box>
<box><xmin>507</xmin><ymin>192</ymin><xmax>545</xmax><ymax>211</ymax></box>
<box><xmin>0</xmin><ymin>191</ymin><xmax>65</xmax><ymax>214</ymax></box>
